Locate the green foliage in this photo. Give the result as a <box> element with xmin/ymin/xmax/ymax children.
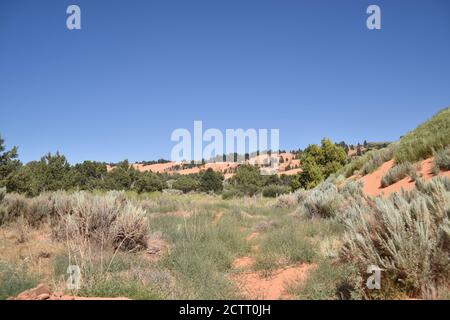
<box><xmin>69</xmin><ymin>161</ymin><xmax>108</xmax><ymax>190</ymax></box>
<box><xmin>172</xmin><ymin>175</ymin><xmax>199</xmax><ymax>193</ymax></box>
<box><xmin>0</xmin><ymin>135</ymin><xmax>20</xmax><ymax>187</ymax></box>
<box><xmin>198</xmin><ymin>168</ymin><xmax>224</xmax><ymax>193</ymax></box>
<box><xmin>229</xmin><ymin>165</ymin><xmax>264</xmax><ymax>196</ymax></box>
<box><xmin>104</xmin><ymin>160</ymin><xmax>137</xmax><ymax>190</ymax></box>
<box><xmin>261</xmin><ymin>184</ymin><xmax>291</xmax><ymax>198</ymax></box>
<box><xmin>221</xmin><ymin>187</ymin><xmax>245</xmax><ymax>199</ymax></box>
<box><xmin>0</xmin><ymin>262</ymin><xmax>38</xmax><ymax>300</ymax></box>
<box><xmin>298</xmin><ymin>138</ymin><xmax>346</xmax><ymax>189</ymax></box>
<box><xmin>133</xmin><ymin>172</ymin><xmax>166</xmax><ymax>193</ymax></box>
<box><xmin>298</xmin><ymin>158</ymin><xmax>324</xmax><ymax>190</ymax></box>
<box><xmin>29</xmin><ymin>152</ymin><xmax>71</xmax><ymax>192</ymax></box>
<box><xmin>5</xmin><ymin>166</ymin><xmax>37</xmax><ymax>196</ymax></box>
<box><xmin>394</xmin><ymin>107</ymin><xmax>450</xmax><ymax>163</ymax></box>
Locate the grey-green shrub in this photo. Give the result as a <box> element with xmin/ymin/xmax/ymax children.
<box><xmin>275</xmin><ymin>189</ymin><xmax>308</xmax><ymax>208</ymax></box>
<box><xmin>380</xmin><ymin>162</ymin><xmax>414</xmax><ymax>188</ymax></box>
<box><xmin>341</xmin><ymin>177</ymin><xmax>450</xmax><ymax>298</ymax></box>
<box><xmin>53</xmin><ymin>191</ymin><xmax>148</xmax><ymax>251</ymax></box>
<box><xmin>300</xmin><ymin>182</ymin><xmax>343</xmax><ymax>219</ymax></box>
<box><xmin>433</xmin><ymin>146</ymin><xmax>450</xmax><ymax>172</ymax></box>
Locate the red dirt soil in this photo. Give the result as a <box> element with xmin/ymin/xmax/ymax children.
<box><xmin>9</xmin><ymin>283</ymin><xmax>130</xmax><ymax>300</ymax></box>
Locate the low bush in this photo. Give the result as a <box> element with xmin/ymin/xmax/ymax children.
<box><xmin>300</xmin><ymin>182</ymin><xmax>343</xmax><ymax>219</ymax></box>
<box><xmin>261</xmin><ymin>185</ymin><xmax>291</xmax><ymax>198</ymax></box>
<box><xmin>53</xmin><ymin>191</ymin><xmax>148</xmax><ymax>252</ymax></box>
<box><xmin>275</xmin><ymin>189</ymin><xmax>308</xmax><ymax>208</ymax></box>
<box><xmin>221</xmin><ymin>187</ymin><xmax>245</xmax><ymax>200</ymax></box>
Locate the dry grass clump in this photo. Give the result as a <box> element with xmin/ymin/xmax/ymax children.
<box><xmin>380</xmin><ymin>162</ymin><xmax>414</xmax><ymax>188</ymax></box>
<box><xmin>341</xmin><ymin>177</ymin><xmax>450</xmax><ymax>299</ymax></box>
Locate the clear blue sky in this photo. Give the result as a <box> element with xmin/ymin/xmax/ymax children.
<box><xmin>1</xmin><ymin>0</ymin><xmax>449</xmax><ymax>164</ymax></box>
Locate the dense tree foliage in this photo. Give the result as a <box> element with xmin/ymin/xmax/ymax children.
<box><xmin>198</xmin><ymin>168</ymin><xmax>224</xmax><ymax>193</ymax></box>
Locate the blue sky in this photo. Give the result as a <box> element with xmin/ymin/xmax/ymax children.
<box><xmin>1</xmin><ymin>0</ymin><xmax>449</xmax><ymax>164</ymax></box>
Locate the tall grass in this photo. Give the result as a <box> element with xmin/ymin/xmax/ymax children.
<box><xmin>0</xmin><ymin>262</ymin><xmax>38</xmax><ymax>300</ymax></box>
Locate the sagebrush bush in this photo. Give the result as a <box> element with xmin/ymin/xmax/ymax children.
<box><xmin>300</xmin><ymin>182</ymin><xmax>343</xmax><ymax>219</ymax></box>
<box><xmin>275</xmin><ymin>189</ymin><xmax>308</xmax><ymax>208</ymax></box>
<box><xmin>112</xmin><ymin>204</ymin><xmax>148</xmax><ymax>252</ymax></box>
<box><xmin>0</xmin><ymin>192</ymin><xmax>54</xmax><ymax>226</ymax></box>
<box><xmin>341</xmin><ymin>177</ymin><xmax>450</xmax><ymax>298</ymax></box>
<box><xmin>433</xmin><ymin>146</ymin><xmax>450</xmax><ymax>172</ymax></box>
<box><xmin>380</xmin><ymin>162</ymin><xmax>414</xmax><ymax>188</ymax></box>
<box><xmin>53</xmin><ymin>191</ymin><xmax>148</xmax><ymax>251</ymax></box>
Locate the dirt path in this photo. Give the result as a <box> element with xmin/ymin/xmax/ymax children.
<box><xmin>231</xmin><ymin>256</ymin><xmax>314</xmax><ymax>300</ymax></box>
<box><xmin>231</xmin><ymin>228</ymin><xmax>314</xmax><ymax>300</ymax></box>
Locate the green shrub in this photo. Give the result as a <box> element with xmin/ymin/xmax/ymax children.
<box><xmin>341</xmin><ymin>177</ymin><xmax>450</xmax><ymax>298</ymax></box>
<box><xmin>229</xmin><ymin>165</ymin><xmax>264</xmax><ymax>196</ymax></box>
<box><xmin>133</xmin><ymin>172</ymin><xmax>166</xmax><ymax>193</ymax></box>
<box><xmin>298</xmin><ymin>158</ymin><xmax>324</xmax><ymax>190</ymax></box>
<box><xmin>5</xmin><ymin>166</ymin><xmax>37</xmax><ymax>196</ymax></box>
<box><xmin>172</xmin><ymin>175</ymin><xmax>199</xmax><ymax>193</ymax></box>
<box><xmin>261</xmin><ymin>184</ymin><xmax>291</xmax><ymax>198</ymax></box>
<box><xmin>221</xmin><ymin>187</ymin><xmax>245</xmax><ymax>199</ymax></box>
<box><xmin>394</xmin><ymin>107</ymin><xmax>450</xmax><ymax>163</ymax></box>
<box><xmin>380</xmin><ymin>162</ymin><xmax>414</xmax><ymax>188</ymax></box>
<box><xmin>198</xmin><ymin>168</ymin><xmax>223</xmax><ymax>193</ymax></box>
<box><xmin>433</xmin><ymin>146</ymin><xmax>450</xmax><ymax>172</ymax></box>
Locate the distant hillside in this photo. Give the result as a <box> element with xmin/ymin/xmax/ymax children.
<box><xmin>394</xmin><ymin>106</ymin><xmax>450</xmax><ymax>163</ymax></box>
